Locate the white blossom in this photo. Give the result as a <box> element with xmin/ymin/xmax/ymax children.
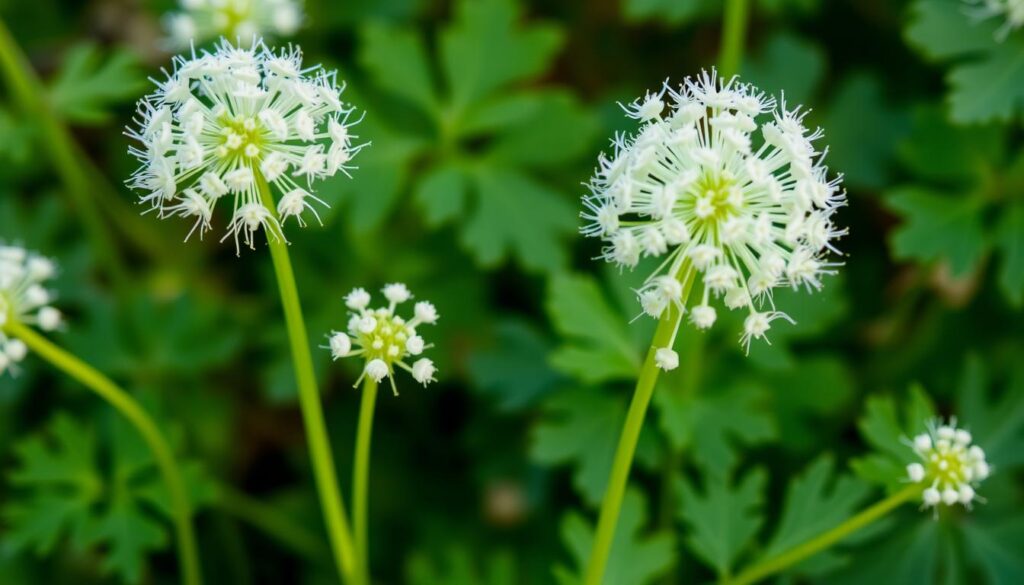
<box><xmin>906</xmin><ymin>418</ymin><xmax>990</xmax><ymax>512</ymax></box>
<box><xmin>324</xmin><ymin>284</ymin><xmax>439</xmax><ymax>393</ymax></box>
<box><xmin>582</xmin><ymin>70</ymin><xmax>846</xmax><ymax>352</ymax></box>
<box><xmin>165</xmin><ymin>0</ymin><xmax>304</xmax><ymax>48</ymax></box>
<box><xmin>127</xmin><ymin>38</ymin><xmax>365</xmax><ymax>254</ymax></box>
<box><xmin>965</xmin><ymin>0</ymin><xmax>1024</xmax><ymax>40</ymax></box>
<box><xmin>0</xmin><ymin>246</ymin><xmax>62</xmax><ymax>376</ymax></box>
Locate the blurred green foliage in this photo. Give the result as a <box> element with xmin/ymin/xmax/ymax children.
<box><xmin>0</xmin><ymin>0</ymin><xmax>1022</xmax><ymax>584</ymax></box>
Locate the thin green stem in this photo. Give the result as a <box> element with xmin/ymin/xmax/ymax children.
<box><xmin>0</xmin><ymin>18</ymin><xmax>127</xmax><ymax>286</ymax></box>
<box><xmin>726</xmin><ymin>485</ymin><xmax>921</xmax><ymax>585</ymax></box>
<box><xmin>718</xmin><ymin>0</ymin><xmax>750</xmax><ymax>78</ymax></box>
<box><xmin>6</xmin><ymin>321</ymin><xmax>202</xmax><ymax>585</ymax></box>
<box><xmin>352</xmin><ymin>377</ymin><xmax>379</xmax><ymax>579</ymax></box>
<box><xmin>583</xmin><ymin>268</ymin><xmax>696</xmax><ymax>585</ymax></box>
<box><xmin>254</xmin><ymin>173</ymin><xmax>361</xmax><ymax>585</ymax></box>
<box><xmin>213</xmin><ymin>481</ymin><xmax>330</xmax><ymax>564</ymax></box>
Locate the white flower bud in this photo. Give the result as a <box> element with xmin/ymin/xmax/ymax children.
<box><xmin>654</xmin><ymin>348</ymin><xmax>679</xmax><ymax>371</ymax></box>
<box><xmin>906</xmin><ymin>463</ymin><xmax>925</xmax><ymax>483</ymax></box>
<box><xmin>383</xmin><ymin>283</ymin><xmax>411</xmax><ymax>304</ymax></box>
<box><xmin>346</xmin><ymin>288</ymin><xmax>371</xmax><ymax>310</ymax></box>
<box><xmin>414</xmin><ymin>302</ymin><xmax>438</xmax><ymax>324</ymax></box>
<box><xmin>365</xmin><ymin>359</ymin><xmax>389</xmax><ymax>383</ymax></box>
<box><xmin>328</xmin><ymin>332</ymin><xmax>351</xmax><ymax>359</ymax></box>
<box><xmin>412</xmin><ymin>358</ymin><xmax>436</xmax><ymax>385</ymax></box>
<box><xmin>406</xmin><ymin>335</ymin><xmax>425</xmax><ymax>356</ymax></box>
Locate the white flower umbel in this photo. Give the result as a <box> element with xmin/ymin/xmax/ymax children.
<box><xmin>127</xmin><ymin>38</ymin><xmax>365</xmax><ymax>254</ymax></box>
<box><xmin>906</xmin><ymin>418</ymin><xmax>990</xmax><ymax>511</ymax></box>
<box><xmin>0</xmin><ymin>245</ymin><xmax>61</xmax><ymax>376</ymax></box>
<box><xmin>325</xmin><ymin>285</ymin><xmax>439</xmax><ymax>394</ymax></box>
<box><xmin>582</xmin><ymin>70</ymin><xmax>846</xmax><ymax>353</ymax></box>
<box><xmin>165</xmin><ymin>0</ymin><xmax>304</xmax><ymax>48</ymax></box>
<box><xmin>966</xmin><ymin>0</ymin><xmax>1024</xmax><ymax>40</ymax></box>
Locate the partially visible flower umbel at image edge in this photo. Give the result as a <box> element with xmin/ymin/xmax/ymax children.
<box><xmin>326</xmin><ymin>284</ymin><xmax>439</xmax><ymax>394</ymax></box>
<box><xmin>582</xmin><ymin>69</ymin><xmax>847</xmax><ymax>365</ymax></box>
<box><xmin>165</xmin><ymin>0</ymin><xmax>304</xmax><ymax>48</ymax></box>
<box><xmin>965</xmin><ymin>0</ymin><xmax>1024</xmax><ymax>40</ymax></box>
<box><xmin>126</xmin><ymin>37</ymin><xmax>366</xmax><ymax>254</ymax></box>
<box><xmin>0</xmin><ymin>245</ymin><xmax>62</xmax><ymax>376</ymax></box>
<box><xmin>906</xmin><ymin>418</ymin><xmax>991</xmax><ymax>513</ymax></box>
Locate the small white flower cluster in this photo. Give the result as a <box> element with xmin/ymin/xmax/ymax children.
<box><xmin>165</xmin><ymin>0</ymin><xmax>303</xmax><ymax>48</ymax></box>
<box><xmin>906</xmin><ymin>419</ymin><xmax>990</xmax><ymax>511</ymax></box>
<box><xmin>326</xmin><ymin>284</ymin><xmax>439</xmax><ymax>394</ymax></box>
<box><xmin>582</xmin><ymin>70</ymin><xmax>846</xmax><ymax>362</ymax></box>
<box><xmin>127</xmin><ymin>38</ymin><xmax>365</xmax><ymax>253</ymax></box>
<box><xmin>966</xmin><ymin>0</ymin><xmax>1024</xmax><ymax>40</ymax></box>
<box><xmin>0</xmin><ymin>246</ymin><xmax>62</xmax><ymax>376</ymax></box>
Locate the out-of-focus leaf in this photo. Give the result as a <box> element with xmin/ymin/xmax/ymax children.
<box><xmin>759</xmin><ymin>456</ymin><xmax>874</xmax><ymax>576</ymax></box>
<box><xmin>359</xmin><ymin>23</ymin><xmax>437</xmax><ymax>113</ymax></box>
<box><xmin>48</xmin><ymin>44</ymin><xmax>144</xmax><ymax>125</ymax></box>
<box><xmin>555</xmin><ymin>489</ymin><xmax>675</xmax><ymax>585</ymax></box>
<box><xmin>956</xmin><ymin>356</ymin><xmax>1024</xmax><ymax>469</ymax></box>
<box><xmin>851</xmin><ymin>386</ymin><xmax>936</xmax><ymax>491</ymax></box>
<box><xmin>897</xmin><ymin>106</ymin><xmax>1004</xmax><ymax>183</ymax></box>
<box><xmin>743</xmin><ymin>32</ymin><xmax>825</xmax><ymax>105</ymax></box>
<box><xmin>406</xmin><ymin>545</ymin><xmax>517</xmax><ymax>585</ymax></box>
<box><xmin>905</xmin><ymin>0</ymin><xmax>1024</xmax><ymax>123</ymax></box>
<box><xmin>822</xmin><ymin>74</ymin><xmax>908</xmax><ymax>189</ymax></box>
<box><xmin>468</xmin><ymin>319</ymin><xmax>560</xmax><ymax>411</ymax></box>
<box><xmin>545</xmin><ymin>273</ymin><xmax>639</xmax><ymax>383</ymax></box>
<box><xmin>996</xmin><ymin>204</ymin><xmax>1024</xmax><ymax>306</ymax></box>
<box><xmin>886</xmin><ymin>187</ymin><xmax>987</xmax><ymax>276</ymax></box>
<box><xmin>676</xmin><ymin>469</ymin><xmax>767</xmax><ymax>576</ymax></box>
<box><xmin>654</xmin><ymin>382</ymin><xmax>775</xmax><ymax>478</ymax></box>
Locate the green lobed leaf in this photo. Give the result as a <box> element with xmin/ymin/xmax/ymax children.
<box><xmin>545</xmin><ymin>273</ymin><xmax>640</xmax><ymax>383</ymax></box>
<box><xmin>359</xmin><ymin>22</ymin><xmax>437</xmax><ymax>114</ymax></box>
<box><xmin>556</xmin><ymin>489</ymin><xmax>675</xmax><ymax>585</ymax></box>
<box><xmin>48</xmin><ymin>44</ymin><xmax>145</xmax><ymax>125</ymax></box>
<box><xmin>676</xmin><ymin>468</ymin><xmax>768</xmax><ymax>576</ymax></box>
<box><xmin>742</xmin><ymin>32</ymin><xmax>826</xmax><ymax>106</ymax></box>
<box><xmin>886</xmin><ymin>186</ymin><xmax>987</xmax><ymax>276</ymax></box>
<box><xmin>851</xmin><ymin>386</ymin><xmax>936</xmax><ymax>491</ymax></box>
<box><xmin>947</xmin><ymin>42</ymin><xmax>1024</xmax><ymax>124</ymax></box>
<box><xmin>467</xmin><ymin>319</ymin><xmax>561</xmax><ymax>411</ymax></box>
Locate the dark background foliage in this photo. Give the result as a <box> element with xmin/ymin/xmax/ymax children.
<box><xmin>0</xmin><ymin>0</ymin><xmax>1022</xmax><ymax>583</ymax></box>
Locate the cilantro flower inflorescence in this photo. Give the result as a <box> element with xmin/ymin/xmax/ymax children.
<box><xmin>166</xmin><ymin>0</ymin><xmax>303</xmax><ymax>48</ymax></box>
<box><xmin>127</xmin><ymin>38</ymin><xmax>365</xmax><ymax>253</ymax></box>
<box><xmin>0</xmin><ymin>245</ymin><xmax>61</xmax><ymax>376</ymax></box>
<box><xmin>326</xmin><ymin>284</ymin><xmax>439</xmax><ymax>393</ymax></box>
<box><xmin>906</xmin><ymin>418</ymin><xmax>990</xmax><ymax>511</ymax></box>
<box><xmin>582</xmin><ymin>70</ymin><xmax>846</xmax><ymax>356</ymax></box>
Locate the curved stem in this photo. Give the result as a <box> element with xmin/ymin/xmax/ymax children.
<box><xmin>6</xmin><ymin>321</ymin><xmax>202</xmax><ymax>585</ymax></box>
<box><xmin>583</xmin><ymin>269</ymin><xmax>695</xmax><ymax>585</ymax></box>
<box><xmin>727</xmin><ymin>485</ymin><xmax>921</xmax><ymax>585</ymax></box>
<box><xmin>254</xmin><ymin>174</ymin><xmax>361</xmax><ymax>585</ymax></box>
<box><xmin>718</xmin><ymin>0</ymin><xmax>750</xmax><ymax>78</ymax></box>
<box><xmin>352</xmin><ymin>377</ymin><xmax>378</xmax><ymax>579</ymax></box>
<box><xmin>213</xmin><ymin>481</ymin><xmax>330</xmax><ymax>564</ymax></box>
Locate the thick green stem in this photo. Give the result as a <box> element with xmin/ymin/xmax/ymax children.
<box><xmin>254</xmin><ymin>174</ymin><xmax>361</xmax><ymax>585</ymax></box>
<box><xmin>6</xmin><ymin>321</ymin><xmax>202</xmax><ymax>585</ymax></box>
<box><xmin>718</xmin><ymin>0</ymin><xmax>750</xmax><ymax>78</ymax></box>
<box><xmin>726</xmin><ymin>485</ymin><xmax>921</xmax><ymax>585</ymax></box>
<box><xmin>352</xmin><ymin>378</ymin><xmax>378</xmax><ymax>579</ymax></box>
<box><xmin>0</xmin><ymin>18</ymin><xmax>127</xmax><ymax>285</ymax></box>
<box><xmin>213</xmin><ymin>481</ymin><xmax>330</xmax><ymax>564</ymax></box>
<box><xmin>583</xmin><ymin>269</ymin><xmax>695</xmax><ymax>585</ymax></box>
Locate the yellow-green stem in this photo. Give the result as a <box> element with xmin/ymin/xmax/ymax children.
<box><xmin>213</xmin><ymin>481</ymin><xmax>330</xmax><ymax>564</ymax></box>
<box><xmin>583</xmin><ymin>269</ymin><xmax>695</xmax><ymax>585</ymax></box>
<box><xmin>6</xmin><ymin>321</ymin><xmax>202</xmax><ymax>585</ymax></box>
<box><xmin>719</xmin><ymin>0</ymin><xmax>750</xmax><ymax>78</ymax></box>
<box><xmin>726</xmin><ymin>485</ymin><xmax>921</xmax><ymax>585</ymax></box>
<box><xmin>352</xmin><ymin>377</ymin><xmax>378</xmax><ymax>579</ymax></box>
<box><xmin>254</xmin><ymin>174</ymin><xmax>361</xmax><ymax>585</ymax></box>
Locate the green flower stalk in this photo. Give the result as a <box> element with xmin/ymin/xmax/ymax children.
<box><xmin>0</xmin><ymin>246</ymin><xmax>202</xmax><ymax>585</ymax></box>
<box><xmin>126</xmin><ymin>37</ymin><xmax>366</xmax><ymax>584</ymax></box>
<box><xmin>579</xmin><ymin>69</ymin><xmax>847</xmax><ymax>584</ymax></box>
<box><xmin>325</xmin><ymin>285</ymin><xmax>440</xmax><ymax>577</ymax></box>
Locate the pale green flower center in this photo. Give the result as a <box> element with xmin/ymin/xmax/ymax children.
<box><xmin>356</xmin><ymin>310</ymin><xmax>414</xmax><ymax>366</ymax></box>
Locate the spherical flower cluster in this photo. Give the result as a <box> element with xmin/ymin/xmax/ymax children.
<box><xmin>165</xmin><ymin>0</ymin><xmax>303</xmax><ymax>48</ymax></box>
<box><xmin>906</xmin><ymin>419</ymin><xmax>990</xmax><ymax>511</ymax></box>
<box><xmin>0</xmin><ymin>246</ymin><xmax>62</xmax><ymax>376</ymax></box>
<box><xmin>582</xmin><ymin>70</ymin><xmax>846</xmax><ymax>359</ymax></box>
<box><xmin>326</xmin><ymin>284</ymin><xmax>439</xmax><ymax>394</ymax></box>
<box><xmin>966</xmin><ymin>0</ymin><xmax>1024</xmax><ymax>40</ymax></box>
<box><xmin>127</xmin><ymin>38</ymin><xmax>364</xmax><ymax>253</ymax></box>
